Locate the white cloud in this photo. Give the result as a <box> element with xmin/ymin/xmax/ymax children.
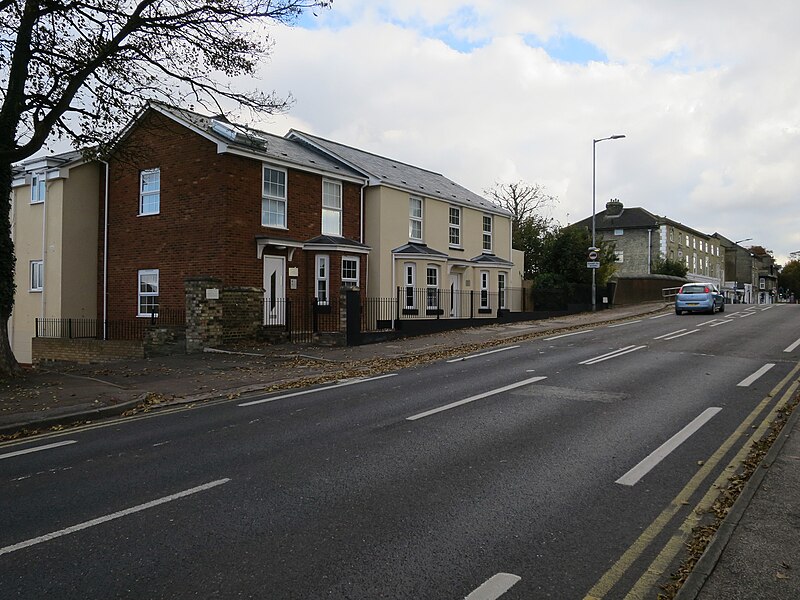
<box><xmin>249</xmin><ymin>1</ymin><xmax>800</xmax><ymax>262</ymax></box>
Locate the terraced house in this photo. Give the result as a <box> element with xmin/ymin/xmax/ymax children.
<box><xmin>286</xmin><ymin>131</ymin><xmax>523</xmax><ymax>320</ymax></box>
<box><xmin>572</xmin><ymin>199</ymin><xmax>725</xmax><ymax>285</ymax></box>
<box><xmin>9</xmin><ymin>102</ymin><xmax>521</xmax><ymax>362</ymax></box>
<box><xmin>9</xmin><ymin>152</ymin><xmax>100</xmax><ymax>364</ymax></box>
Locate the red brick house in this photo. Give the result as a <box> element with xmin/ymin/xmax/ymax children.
<box><xmin>101</xmin><ymin>102</ymin><xmax>369</xmax><ymax>328</ymax></box>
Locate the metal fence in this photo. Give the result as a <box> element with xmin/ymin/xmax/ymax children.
<box><xmin>35</xmin><ymin>308</ymin><xmax>186</xmax><ymax>341</ymax></box>
<box><xmin>263</xmin><ymin>298</ymin><xmax>341</xmax><ymax>343</ymax></box>
<box><xmin>360</xmin><ymin>287</ymin><xmax>525</xmax><ymax>331</ymax></box>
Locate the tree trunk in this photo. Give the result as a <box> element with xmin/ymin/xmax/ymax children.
<box><xmin>0</xmin><ymin>160</ymin><xmax>22</xmax><ymax>378</ymax></box>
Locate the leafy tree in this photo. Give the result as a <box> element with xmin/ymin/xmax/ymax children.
<box><xmin>515</xmin><ymin>213</ymin><xmax>556</xmax><ymax>279</ymax></box>
<box><xmin>779</xmin><ymin>260</ymin><xmax>800</xmax><ymax>297</ymax></box>
<box><xmin>652</xmin><ymin>256</ymin><xmax>689</xmax><ymax>278</ymax></box>
<box><xmin>535</xmin><ymin>225</ymin><xmax>616</xmax><ymax>287</ymax></box>
<box><xmin>0</xmin><ymin>0</ymin><xmax>330</xmax><ymax>377</ymax></box>
<box><xmin>485</xmin><ymin>181</ymin><xmax>556</xmax><ymax>249</ymax></box>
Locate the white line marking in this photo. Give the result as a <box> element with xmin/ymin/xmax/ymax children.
<box><xmin>616</xmin><ymin>408</ymin><xmax>722</xmax><ymax>486</ymax></box>
<box><xmin>579</xmin><ymin>346</ymin><xmax>646</xmax><ymax>365</ymax></box>
<box><xmin>694</xmin><ymin>320</ymin><xmax>720</xmax><ymax>327</ymax></box>
<box><xmin>785</xmin><ymin>338</ymin><xmax>800</xmax><ymax>353</ymax></box>
<box><xmin>407</xmin><ymin>376</ymin><xmax>547</xmax><ymax>421</ymax></box>
<box><xmin>579</xmin><ymin>345</ymin><xmax>636</xmax><ymax>363</ymax></box>
<box><xmin>761</xmin><ymin>306</ymin><xmax>773</xmax><ymax>311</ymax></box>
<box><xmin>654</xmin><ymin>329</ymin><xmax>686</xmax><ymax>340</ymax></box>
<box><xmin>607</xmin><ymin>320</ymin><xmax>642</xmax><ymax>328</ymax></box>
<box><xmin>544</xmin><ymin>329</ymin><xmax>594</xmax><ymax>341</ymax></box>
<box><xmin>737</xmin><ymin>363</ymin><xmax>776</xmax><ymax>387</ymax></box>
<box><xmin>738</xmin><ymin>312</ymin><xmax>754</xmax><ymax>318</ymax></box>
<box><xmin>238</xmin><ymin>374</ymin><xmax>397</xmax><ymax>407</ymax></box>
<box><xmin>663</xmin><ymin>329</ymin><xmax>701</xmax><ymax>341</ymax></box>
<box><xmin>0</xmin><ymin>440</ymin><xmax>77</xmax><ymax>460</ymax></box>
<box><xmin>446</xmin><ymin>346</ymin><xmax>519</xmax><ymax>363</ymax></box>
<box><xmin>649</xmin><ymin>314</ymin><xmax>670</xmax><ymax>320</ymax></box>
<box><xmin>465</xmin><ymin>573</ymin><xmax>522</xmax><ymax>600</ymax></box>
<box><xmin>709</xmin><ymin>320</ymin><xmax>733</xmax><ymax>328</ymax></box>
<box><xmin>0</xmin><ymin>479</ymin><xmax>230</xmax><ymax>556</ymax></box>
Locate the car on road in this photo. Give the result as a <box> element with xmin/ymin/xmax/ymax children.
<box><xmin>675</xmin><ymin>283</ymin><xmax>725</xmax><ymax>315</ymax></box>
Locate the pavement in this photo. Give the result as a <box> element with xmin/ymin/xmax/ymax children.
<box><xmin>1</xmin><ymin>301</ymin><xmax>798</xmax><ymax>599</ymax></box>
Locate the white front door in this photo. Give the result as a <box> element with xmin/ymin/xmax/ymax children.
<box><xmin>263</xmin><ymin>255</ymin><xmax>286</xmax><ymax>325</ymax></box>
<box><xmin>449</xmin><ymin>272</ymin><xmax>461</xmax><ymax>317</ymax></box>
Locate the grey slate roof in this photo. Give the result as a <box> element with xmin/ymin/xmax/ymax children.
<box><xmin>571</xmin><ymin>206</ymin><xmax>660</xmax><ymax>231</ymax></box>
<box><xmin>392</xmin><ymin>242</ymin><xmax>449</xmax><ymax>257</ymax></box>
<box><xmin>150</xmin><ymin>103</ymin><xmax>364</xmax><ymax>181</ymax></box>
<box><xmin>304</xmin><ymin>235</ymin><xmax>369</xmax><ymax>248</ymax></box>
<box><xmin>286</xmin><ymin>130</ymin><xmax>511</xmax><ymax>217</ymax></box>
<box><xmin>470</xmin><ymin>253</ymin><xmax>513</xmax><ymax>266</ymax></box>
<box><xmin>571</xmin><ymin>205</ymin><xmax>714</xmax><ymax>239</ymax></box>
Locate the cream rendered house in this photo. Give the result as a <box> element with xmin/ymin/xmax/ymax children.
<box><xmin>10</xmin><ymin>152</ymin><xmax>100</xmax><ymax>364</ymax></box>
<box><xmin>287</xmin><ymin>131</ymin><xmax>523</xmax><ymax>317</ymax></box>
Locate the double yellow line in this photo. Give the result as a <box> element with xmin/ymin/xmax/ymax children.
<box><xmin>585</xmin><ymin>360</ymin><xmax>800</xmax><ymax>600</ymax></box>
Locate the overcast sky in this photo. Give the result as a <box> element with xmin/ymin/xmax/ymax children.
<box><xmin>237</xmin><ymin>0</ymin><xmax>799</xmax><ymax>263</ymax></box>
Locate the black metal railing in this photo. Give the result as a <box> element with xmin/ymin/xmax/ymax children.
<box><xmin>262</xmin><ymin>298</ymin><xmax>340</xmax><ymax>343</ymax></box>
<box><xmin>35</xmin><ymin>308</ymin><xmax>186</xmax><ymax>341</ymax></box>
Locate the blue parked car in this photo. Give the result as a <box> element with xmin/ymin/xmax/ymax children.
<box><xmin>675</xmin><ymin>283</ymin><xmax>725</xmax><ymax>315</ymax></box>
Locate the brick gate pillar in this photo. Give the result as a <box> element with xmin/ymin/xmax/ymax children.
<box><xmin>185</xmin><ymin>277</ymin><xmax>223</xmax><ymax>353</ymax></box>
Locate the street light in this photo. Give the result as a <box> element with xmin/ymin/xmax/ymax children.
<box><xmin>733</xmin><ymin>237</ymin><xmax>752</xmax><ymax>303</ymax></box>
<box><xmin>592</xmin><ymin>134</ymin><xmax>626</xmax><ymax>312</ymax></box>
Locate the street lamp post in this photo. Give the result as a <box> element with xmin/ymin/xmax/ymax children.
<box><xmin>592</xmin><ymin>134</ymin><xmax>626</xmax><ymax>312</ymax></box>
<box><xmin>733</xmin><ymin>237</ymin><xmax>752</xmax><ymax>303</ymax></box>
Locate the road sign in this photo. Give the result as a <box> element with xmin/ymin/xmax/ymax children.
<box><xmin>587</xmin><ymin>261</ymin><xmax>600</xmax><ymax>269</ymax></box>
<box><xmin>588</xmin><ymin>251</ymin><xmax>598</xmax><ymax>260</ymax></box>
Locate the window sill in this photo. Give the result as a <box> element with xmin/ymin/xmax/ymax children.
<box><xmin>138</xmin><ymin>212</ymin><xmax>160</xmax><ymax>217</ymax></box>
<box><xmin>262</xmin><ymin>224</ymin><xmax>289</xmax><ymax>230</ymax></box>
<box><xmin>29</xmin><ymin>289</ymin><xmax>43</xmax><ymax>293</ymax></box>
<box><xmin>449</xmin><ymin>246</ymin><xmax>464</xmax><ymax>251</ymax></box>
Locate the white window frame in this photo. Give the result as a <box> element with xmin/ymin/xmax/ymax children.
<box><xmin>30</xmin><ymin>174</ymin><xmax>46</xmax><ymax>204</ymax></box>
<box><xmin>614</xmin><ymin>228</ymin><xmax>624</xmax><ymax>236</ymax></box>
<box><xmin>448</xmin><ymin>206</ymin><xmax>461</xmax><ymax>248</ymax></box>
<box><xmin>482</xmin><ymin>215</ymin><xmax>493</xmax><ymax>252</ymax></box>
<box><xmin>316</xmin><ymin>255</ymin><xmax>329</xmax><ymax>304</ymax></box>
<box><xmin>426</xmin><ymin>265</ymin><xmax>439</xmax><ymax>310</ymax></box>
<box><xmin>409</xmin><ymin>197</ymin><xmax>423</xmax><ymax>241</ymax></box>
<box><xmin>322</xmin><ymin>179</ymin><xmax>342</xmax><ymax>236</ymax></box>
<box><xmin>760</xmin><ymin>278</ymin><xmax>765</xmax><ymax>290</ymax></box>
<box><xmin>139</xmin><ymin>168</ymin><xmax>160</xmax><ymax>216</ymax></box>
<box><xmin>137</xmin><ymin>269</ymin><xmax>159</xmax><ymax>317</ymax></box>
<box><xmin>404</xmin><ymin>262</ymin><xmax>416</xmax><ymax>308</ymax></box>
<box><xmin>262</xmin><ymin>165</ymin><xmax>287</xmax><ymax>228</ymax></box>
<box><xmin>498</xmin><ymin>272</ymin><xmax>507</xmax><ymax>309</ymax></box>
<box><xmin>480</xmin><ymin>270</ymin><xmax>490</xmax><ymax>308</ymax></box>
<box><xmin>30</xmin><ymin>260</ymin><xmax>43</xmax><ymax>292</ymax></box>
<box><xmin>341</xmin><ymin>256</ymin><xmax>359</xmax><ymax>288</ymax></box>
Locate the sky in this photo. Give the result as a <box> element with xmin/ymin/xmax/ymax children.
<box><xmin>228</xmin><ymin>0</ymin><xmax>800</xmax><ymax>264</ymax></box>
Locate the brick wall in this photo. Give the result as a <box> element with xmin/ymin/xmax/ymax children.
<box><xmin>185</xmin><ymin>277</ymin><xmax>223</xmax><ymax>353</ymax></box>
<box><xmin>32</xmin><ymin>338</ymin><xmax>144</xmax><ymax>364</ymax></box>
<box><xmin>221</xmin><ymin>286</ymin><xmax>263</xmax><ymax>341</ymax></box>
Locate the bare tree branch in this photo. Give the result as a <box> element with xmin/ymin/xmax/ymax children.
<box><xmin>0</xmin><ymin>0</ymin><xmax>333</xmax><ymax>375</ymax></box>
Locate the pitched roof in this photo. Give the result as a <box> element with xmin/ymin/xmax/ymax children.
<box><xmin>470</xmin><ymin>253</ymin><xmax>513</xmax><ymax>266</ymax></box>
<box><xmin>392</xmin><ymin>242</ymin><xmax>450</xmax><ymax>257</ymax></box>
<box><xmin>571</xmin><ymin>206</ymin><xmax>660</xmax><ymax>231</ymax></box>
<box><xmin>286</xmin><ymin>130</ymin><xmax>511</xmax><ymax>217</ymax></box>
<box><xmin>304</xmin><ymin>234</ymin><xmax>369</xmax><ymax>249</ymax></box>
<box><xmin>148</xmin><ymin>103</ymin><xmax>364</xmax><ymax>181</ymax></box>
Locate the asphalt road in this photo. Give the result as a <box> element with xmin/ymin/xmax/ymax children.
<box><xmin>1</xmin><ymin>304</ymin><xmax>799</xmax><ymax>599</ymax></box>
